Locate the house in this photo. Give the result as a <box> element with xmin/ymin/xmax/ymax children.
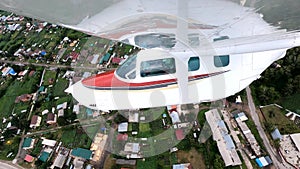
<box><xmin>117</xmin><ymin>134</ymin><xmax>128</xmax><ymax>141</ymax></box>
<box><xmin>63</xmin><ymin>70</ymin><xmax>75</xmax><ymax>78</ymax></box>
<box><xmin>71</xmin><ymin>148</ymin><xmax>93</xmax><ymax>160</ymax></box>
<box><xmin>173</xmin><ymin>163</ymin><xmax>192</xmax><ymax>169</ymax></box>
<box><xmin>58</xmin><ymin>109</ymin><xmax>64</xmax><ymax>117</ymax></box>
<box><xmin>99</xmin><ymin>53</ymin><xmax>111</xmax><ymax>64</ymax></box>
<box><xmin>91</xmin><ymin>54</ymin><xmax>99</xmax><ymax>64</ymax></box>
<box><xmin>42</xmin><ymin>109</ymin><xmax>49</xmax><ymax>115</ymax></box>
<box><xmin>128</xmin><ymin>111</ymin><xmax>139</xmax><ymax>123</ymax></box>
<box><xmin>73</xmin><ymin>104</ymin><xmax>80</xmax><ymax>114</ymax></box>
<box><xmin>52</xmin><ymin>148</ymin><xmax>70</xmax><ymax>169</ymax></box>
<box><xmin>30</xmin><ymin>115</ymin><xmax>42</xmax><ymax>128</ymax></box>
<box><xmin>24</xmin><ymin>154</ymin><xmax>34</xmax><ymax>163</ymax></box>
<box><xmin>15</xmin><ymin>94</ymin><xmax>32</xmax><ymax>103</ymax></box>
<box><xmin>29</xmin><ymin>70</ymin><xmax>35</xmax><ymax>77</ymax></box>
<box><xmin>1</xmin><ymin>67</ymin><xmax>16</xmax><ymax>76</ymax></box>
<box><xmin>39</xmin><ymin>151</ymin><xmax>50</xmax><ymax>162</ymax></box>
<box><xmin>47</xmin><ymin>113</ymin><xmax>57</xmax><ymax>124</ymax></box>
<box><xmin>116</xmin><ymin>159</ymin><xmax>136</xmax><ymax>165</ymax></box>
<box><xmin>70</xmin><ymin>52</ymin><xmax>79</xmax><ymax>62</ymax></box>
<box><xmin>124</xmin><ymin>143</ymin><xmax>140</xmax><ymax>154</ymax></box>
<box><xmin>234</xmin><ymin>112</ymin><xmax>248</xmax><ymax>122</ymax></box>
<box><xmin>22</xmin><ymin>138</ymin><xmax>35</xmax><ymax>150</ymax></box>
<box><xmin>236</xmin><ymin>95</ymin><xmax>242</xmax><ymax>104</ymax></box>
<box><xmin>170</xmin><ymin>111</ymin><xmax>181</xmax><ymax>124</ymax></box>
<box><xmin>112</xmin><ymin>57</ymin><xmax>123</xmax><ymax>64</ymax></box>
<box><xmin>118</xmin><ymin>122</ymin><xmax>128</xmax><ymax>132</ymax></box>
<box><xmin>73</xmin><ymin>157</ymin><xmax>85</xmax><ymax>169</ymax></box>
<box><xmin>57</xmin><ymin>102</ymin><xmax>67</xmax><ymax>110</ymax></box>
<box><xmin>18</xmin><ymin>70</ymin><xmax>28</xmax><ymax>76</ymax></box>
<box><xmin>42</xmin><ymin>139</ymin><xmax>57</xmax><ymax>147</ymax></box>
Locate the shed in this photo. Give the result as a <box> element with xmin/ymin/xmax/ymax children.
<box><xmin>271</xmin><ymin>128</ymin><xmax>282</xmax><ymax>140</ymax></box>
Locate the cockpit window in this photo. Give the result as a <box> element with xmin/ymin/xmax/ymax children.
<box><xmin>116</xmin><ymin>54</ymin><xmax>137</xmax><ymax>79</ymax></box>
<box><xmin>141</xmin><ymin>58</ymin><xmax>176</xmax><ymax>77</ymax></box>
<box><xmin>188</xmin><ymin>57</ymin><xmax>200</xmax><ymax>71</ymax></box>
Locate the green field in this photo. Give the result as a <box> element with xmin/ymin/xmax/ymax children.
<box><xmin>59</xmin><ymin>126</ymin><xmax>96</xmax><ymax>149</ymax></box>
<box><xmin>280</xmin><ymin>93</ymin><xmax>300</xmax><ymax>113</ymax></box>
<box><xmin>0</xmin><ymin>137</ymin><xmax>20</xmax><ymax>160</ymax></box>
<box><xmin>0</xmin><ymin>73</ymin><xmax>40</xmax><ymax>128</ymax></box>
<box><xmin>261</xmin><ymin>105</ymin><xmax>300</xmax><ymax>134</ymax></box>
<box><xmin>43</xmin><ymin>70</ymin><xmax>57</xmax><ymax>86</ymax></box>
<box><xmin>53</xmin><ymin>77</ymin><xmax>69</xmax><ymax>97</ymax></box>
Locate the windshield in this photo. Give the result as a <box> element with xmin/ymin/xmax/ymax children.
<box><xmin>116</xmin><ymin>54</ymin><xmax>137</xmax><ymax>79</ymax></box>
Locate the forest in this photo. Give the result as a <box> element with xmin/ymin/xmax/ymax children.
<box><xmin>252</xmin><ymin>47</ymin><xmax>300</xmax><ymax>112</ymax></box>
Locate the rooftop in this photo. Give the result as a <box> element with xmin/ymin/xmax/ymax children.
<box><xmin>118</xmin><ymin>122</ymin><xmax>128</xmax><ymax>132</ymax></box>
<box><xmin>71</xmin><ymin>148</ymin><xmax>92</xmax><ymax>160</ymax></box>
<box><xmin>173</xmin><ymin>163</ymin><xmax>191</xmax><ymax>169</ymax></box>
<box><xmin>290</xmin><ymin>133</ymin><xmax>300</xmax><ymax>152</ymax></box>
<box><xmin>22</xmin><ymin>138</ymin><xmax>33</xmax><ymax>148</ymax></box>
<box><xmin>24</xmin><ymin>154</ymin><xmax>34</xmax><ymax>163</ymax></box>
<box><xmin>39</xmin><ymin>151</ymin><xmax>50</xmax><ymax>162</ymax></box>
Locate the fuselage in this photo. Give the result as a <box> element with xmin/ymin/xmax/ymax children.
<box><xmin>3</xmin><ymin>0</ymin><xmax>294</xmax><ymax>111</ymax></box>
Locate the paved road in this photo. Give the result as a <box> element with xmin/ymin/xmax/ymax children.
<box><xmin>0</xmin><ymin>60</ymin><xmax>115</xmax><ymax>71</ymax></box>
<box><xmin>0</xmin><ymin>162</ymin><xmax>22</xmax><ymax>169</ymax></box>
<box><xmin>246</xmin><ymin>87</ymin><xmax>293</xmax><ymax>169</ymax></box>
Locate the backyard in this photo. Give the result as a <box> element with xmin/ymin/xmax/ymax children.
<box><xmin>261</xmin><ymin>105</ymin><xmax>300</xmax><ymax>134</ymax></box>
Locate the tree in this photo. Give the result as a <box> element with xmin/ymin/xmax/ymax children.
<box><xmin>213</xmin><ymin>154</ymin><xmax>225</xmax><ymax>169</ymax></box>
<box><xmin>274</xmin><ymin>139</ymin><xmax>281</xmax><ymax>149</ymax></box>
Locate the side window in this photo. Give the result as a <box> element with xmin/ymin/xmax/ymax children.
<box><xmin>213</xmin><ymin>36</ymin><xmax>229</xmax><ymax>42</ymax></box>
<box><xmin>141</xmin><ymin>58</ymin><xmax>176</xmax><ymax>77</ymax></box>
<box><xmin>214</xmin><ymin>55</ymin><xmax>230</xmax><ymax>67</ymax></box>
<box><xmin>188</xmin><ymin>57</ymin><xmax>200</xmax><ymax>71</ymax></box>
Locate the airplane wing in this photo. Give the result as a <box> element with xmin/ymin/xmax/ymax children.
<box><xmin>1</xmin><ymin>0</ymin><xmax>300</xmax><ymax>47</ymax></box>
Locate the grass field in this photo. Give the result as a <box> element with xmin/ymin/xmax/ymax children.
<box><xmin>137</xmin><ymin>156</ymin><xmax>158</xmax><ymax>169</ymax></box>
<box><xmin>59</xmin><ymin>126</ymin><xmax>95</xmax><ymax>149</ymax></box>
<box><xmin>43</xmin><ymin>70</ymin><xmax>57</xmax><ymax>86</ymax></box>
<box><xmin>177</xmin><ymin>148</ymin><xmax>206</xmax><ymax>169</ymax></box>
<box><xmin>0</xmin><ymin>74</ymin><xmax>40</xmax><ymax>128</ymax></box>
<box><xmin>138</xmin><ymin>123</ymin><xmax>151</xmax><ymax>138</ymax></box>
<box><xmin>280</xmin><ymin>93</ymin><xmax>300</xmax><ymax>113</ymax></box>
<box><xmin>261</xmin><ymin>105</ymin><xmax>300</xmax><ymax>134</ymax></box>
<box><xmin>53</xmin><ymin>77</ymin><xmax>69</xmax><ymax>97</ymax></box>
<box><xmin>0</xmin><ymin>136</ymin><xmax>21</xmax><ymax>160</ymax></box>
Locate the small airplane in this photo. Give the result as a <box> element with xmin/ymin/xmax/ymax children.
<box><xmin>1</xmin><ymin>0</ymin><xmax>300</xmax><ymax>111</ymax></box>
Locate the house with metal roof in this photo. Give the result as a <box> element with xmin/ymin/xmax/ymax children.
<box><xmin>29</xmin><ymin>115</ymin><xmax>42</xmax><ymax>128</ymax></box>
<box><xmin>118</xmin><ymin>122</ymin><xmax>128</xmax><ymax>133</ymax></box>
<box><xmin>271</xmin><ymin>128</ymin><xmax>282</xmax><ymax>140</ymax></box>
<box><xmin>71</xmin><ymin>148</ymin><xmax>92</xmax><ymax>160</ymax></box>
<box><xmin>173</xmin><ymin>163</ymin><xmax>192</xmax><ymax>169</ymax></box>
<box><xmin>22</xmin><ymin>138</ymin><xmax>35</xmax><ymax>150</ymax></box>
<box><xmin>39</xmin><ymin>151</ymin><xmax>50</xmax><ymax>162</ymax></box>
<box><xmin>52</xmin><ymin>147</ymin><xmax>70</xmax><ymax>169</ymax></box>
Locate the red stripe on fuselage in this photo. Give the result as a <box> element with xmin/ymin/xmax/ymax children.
<box><xmin>82</xmin><ymin>70</ymin><xmax>212</xmax><ymax>88</ymax></box>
